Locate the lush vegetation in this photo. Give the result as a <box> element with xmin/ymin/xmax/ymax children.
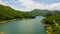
<box><xmin>0</xmin><ymin>5</ymin><xmax>36</xmax><ymax>21</ymax></box>
<box><xmin>31</xmin><ymin>9</ymin><xmax>60</xmax><ymax>34</ymax></box>
<box><xmin>42</xmin><ymin>13</ymin><xmax>60</xmax><ymax>34</ymax></box>
<box><xmin>42</xmin><ymin>13</ymin><xmax>60</xmax><ymax>25</ymax></box>
<box><xmin>31</xmin><ymin>9</ymin><xmax>60</xmax><ymax>16</ymax></box>
<box><xmin>0</xmin><ymin>5</ymin><xmax>60</xmax><ymax>21</ymax></box>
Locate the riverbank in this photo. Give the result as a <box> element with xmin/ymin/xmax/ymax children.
<box><xmin>0</xmin><ymin>19</ymin><xmax>16</xmax><ymax>24</ymax></box>
<box><xmin>44</xmin><ymin>24</ymin><xmax>52</xmax><ymax>34</ymax></box>
<box><xmin>0</xmin><ymin>18</ymin><xmax>35</xmax><ymax>24</ymax></box>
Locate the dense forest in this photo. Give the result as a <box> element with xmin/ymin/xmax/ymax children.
<box><xmin>31</xmin><ymin>9</ymin><xmax>60</xmax><ymax>16</ymax></box>
<box><xmin>0</xmin><ymin>5</ymin><xmax>36</xmax><ymax>21</ymax></box>
<box><xmin>42</xmin><ymin>13</ymin><xmax>60</xmax><ymax>34</ymax></box>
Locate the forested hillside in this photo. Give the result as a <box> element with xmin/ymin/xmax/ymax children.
<box><xmin>0</xmin><ymin>5</ymin><xmax>36</xmax><ymax>21</ymax></box>
<box><xmin>31</xmin><ymin>9</ymin><xmax>60</xmax><ymax>16</ymax></box>
<box><xmin>42</xmin><ymin>13</ymin><xmax>60</xmax><ymax>34</ymax></box>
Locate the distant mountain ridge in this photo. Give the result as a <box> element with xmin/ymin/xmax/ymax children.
<box><xmin>31</xmin><ymin>9</ymin><xmax>60</xmax><ymax>16</ymax></box>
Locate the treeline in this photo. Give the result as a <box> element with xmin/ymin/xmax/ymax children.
<box><xmin>42</xmin><ymin>13</ymin><xmax>60</xmax><ymax>25</ymax></box>
<box><xmin>31</xmin><ymin>9</ymin><xmax>60</xmax><ymax>17</ymax></box>
<box><xmin>42</xmin><ymin>13</ymin><xmax>60</xmax><ymax>34</ymax></box>
<box><xmin>0</xmin><ymin>5</ymin><xmax>36</xmax><ymax>21</ymax></box>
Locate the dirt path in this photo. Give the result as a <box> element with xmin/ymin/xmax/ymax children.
<box><xmin>45</xmin><ymin>20</ymin><xmax>60</xmax><ymax>34</ymax></box>
<box><xmin>53</xmin><ymin>20</ymin><xmax>60</xmax><ymax>28</ymax></box>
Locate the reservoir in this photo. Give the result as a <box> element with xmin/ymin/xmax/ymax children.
<box><xmin>0</xmin><ymin>16</ymin><xmax>46</xmax><ymax>34</ymax></box>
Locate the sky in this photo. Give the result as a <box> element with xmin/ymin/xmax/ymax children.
<box><xmin>0</xmin><ymin>0</ymin><xmax>60</xmax><ymax>11</ymax></box>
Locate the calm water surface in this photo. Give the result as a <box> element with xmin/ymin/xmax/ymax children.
<box><xmin>0</xmin><ymin>16</ymin><xmax>46</xmax><ymax>34</ymax></box>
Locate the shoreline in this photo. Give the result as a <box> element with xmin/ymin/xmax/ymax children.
<box><xmin>44</xmin><ymin>24</ymin><xmax>52</xmax><ymax>34</ymax></box>
<box><xmin>0</xmin><ymin>19</ymin><xmax>16</xmax><ymax>24</ymax></box>
<box><xmin>0</xmin><ymin>18</ymin><xmax>35</xmax><ymax>24</ymax></box>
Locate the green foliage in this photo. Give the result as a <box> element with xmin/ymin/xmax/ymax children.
<box><xmin>42</xmin><ymin>14</ymin><xmax>60</xmax><ymax>25</ymax></box>
<box><xmin>51</xmin><ymin>24</ymin><xmax>60</xmax><ymax>34</ymax></box>
<box><xmin>0</xmin><ymin>5</ymin><xmax>36</xmax><ymax>21</ymax></box>
<box><xmin>42</xmin><ymin>13</ymin><xmax>60</xmax><ymax>34</ymax></box>
<box><xmin>31</xmin><ymin>9</ymin><xmax>60</xmax><ymax>16</ymax></box>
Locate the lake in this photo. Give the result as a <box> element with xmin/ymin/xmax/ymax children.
<box><xmin>0</xmin><ymin>16</ymin><xmax>46</xmax><ymax>34</ymax></box>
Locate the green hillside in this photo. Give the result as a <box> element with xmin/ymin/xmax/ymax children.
<box><xmin>42</xmin><ymin>13</ymin><xmax>60</xmax><ymax>34</ymax></box>
<box><xmin>31</xmin><ymin>9</ymin><xmax>60</xmax><ymax>16</ymax></box>
<box><xmin>0</xmin><ymin>5</ymin><xmax>36</xmax><ymax>21</ymax></box>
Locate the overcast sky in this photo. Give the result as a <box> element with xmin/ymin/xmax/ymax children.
<box><xmin>0</xmin><ymin>0</ymin><xmax>60</xmax><ymax>11</ymax></box>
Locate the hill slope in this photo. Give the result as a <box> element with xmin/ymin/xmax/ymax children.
<box><xmin>31</xmin><ymin>9</ymin><xmax>60</xmax><ymax>16</ymax></box>
<box><xmin>42</xmin><ymin>13</ymin><xmax>60</xmax><ymax>34</ymax></box>
<box><xmin>0</xmin><ymin>5</ymin><xmax>36</xmax><ymax>21</ymax></box>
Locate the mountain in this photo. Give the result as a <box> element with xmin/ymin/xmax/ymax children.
<box><xmin>0</xmin><ymin>5</ymin><xmax>36</xmax><ymax>21</ymax></box>
<box><xmin>31</xmin><ymin>9</ymin><xmax>60</xmax><ymax>16</ymax></box>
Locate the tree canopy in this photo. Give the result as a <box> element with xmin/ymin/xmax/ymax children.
<box><xmin>0</xmin><ymin>5</ymin><xmax>36</xmax><ymax>21</ymax></box>
<box><xmin>42</xmin><ymin>13</ymin><xmax>60</xmax><ymax>34</ymax></box>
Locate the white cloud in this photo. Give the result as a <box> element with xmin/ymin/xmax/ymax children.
<box><xmin>0</xmin><ymin>0</ymin><xmax>7</xmax><ymax>6</ymax></box>
<box><xmin>0</xmin><ymin>0</ymin><xmax>60</xmax><ymax>11</ymax></box>
<box><xmin>0</xmin><ymin>0</ymin><xmax>19</xmax><ymax>10</ymax></box>
<box><xmin>18</xmin><ymin>0</ymin><xmax>46</xmax><ymax>11</ymax></box>
<box><xmin>45</xmin><ymin>3</ymin><xmax>60</xmax><ymax>10</ymax></box>
<box><xmin>18</xmin><ymin>0</ymin><xmax>60</xmax><ymax>11</ymax></box>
